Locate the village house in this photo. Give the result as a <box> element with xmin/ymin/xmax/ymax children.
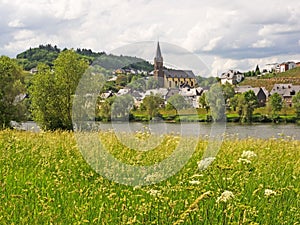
<box><xmin>153</xmin><ymin>42</ymin><xmax>197</xmax><ymax>88</ymax></box>
<box><xmin>220</xmin><ymin>70</ymin><xmax>244</xmax><ymax>85</ymax></box>
<box><xmin>275</xmin><ymin>62</ymin><xmax>296</xmax><ymax>73</ymax></box>
<box><xmin>270</xmin><ymin>84</ymin><xmax>300</xmax><ymax>107</ymax></box>
<box><xmin>235</xmin><ymin>86</ymin><xmax>268</xmax><ymax>107</ymax></box>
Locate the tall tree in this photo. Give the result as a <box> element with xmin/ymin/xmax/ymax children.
<box><xmin>269</xmin><ymin>93</ymin><xmax>283</xmax><ymax>118</ymax></box>
<box><xmin>30</xmin><ymin>50</ymin><xmax>88</xmax><ymax>130</ymax></box>
<box><xmin>0</xmin><ymin>56</ymin><xmax>26</xmax><ymax>128</ymax></box>
<box><xmin>206</xmin><ymin>84</ymin><xmax>226</xmax><ymax>122</ymax></box>
<box><xmin>241</xmin><ymin>90</ymin><xmax>258</xmax><ymax>123</ymax></box>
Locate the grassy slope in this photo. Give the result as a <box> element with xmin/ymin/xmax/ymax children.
<box><xmin>0</xmin><ymin>130</ymin><xmax>300</xmax><ymax>224</ymax></box>
<box><xmin>240</xmin><ymin>67</ymin><xmax>300</xmax><ymax>91</ymax></box>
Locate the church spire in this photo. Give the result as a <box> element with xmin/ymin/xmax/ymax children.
<box><xmin>155</xmin><ymin>41</ymin><xmax>163</xmax><ymax>62</ymax></box>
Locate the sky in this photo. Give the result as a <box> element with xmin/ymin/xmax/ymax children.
<box><xmin>1</xmin><ymin>0</ymin><xmax>300</xmax><ymax>76</ymax></box>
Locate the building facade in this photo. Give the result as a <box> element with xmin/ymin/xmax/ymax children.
<box><xmin>153</xmin><ymin>42</ymin><xmax>196</xmax><ymax>88</ymax></box>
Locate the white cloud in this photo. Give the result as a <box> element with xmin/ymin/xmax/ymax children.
<box><xmin>252</xmin><ymin>39</ymin><xmax>274</xmax><ymax>48</ymax></box>
<box><xmin>8</xmin><ymin>19</ymin><xmax>24</xmax><ymax>28</ymax></box>
<box><xmin>1</xmin><ymin>0</ymin><xmax>300</xmax><ymax>75</ymax></box>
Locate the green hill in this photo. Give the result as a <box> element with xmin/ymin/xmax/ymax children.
<box><xmin>16</xmin><ymin>44</ymin><xmax>153</xmax><ymax>72</ymax></box>
<box><xmin>239</xmin><ymin>67</ymin><xmax>300</xmax><ymax>91</ymax></box>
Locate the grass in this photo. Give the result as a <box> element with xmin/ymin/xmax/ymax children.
<box><xmin>0</xmin><ymin>130</ymin><xmax>300</xmax><ymax>224</ymax></box>
<box><xmin>240</xmin><ymin>67</ymin><xmax>300</xmax><ymax>92</ymax></box>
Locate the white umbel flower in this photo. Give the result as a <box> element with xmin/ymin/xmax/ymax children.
<box><xmin>264</xmin><ymin>189</ymin><xmax>276</xmax><ymax>197</ymax></box>
<box><xmin>241</xmin><ymin>151</ymin><xmax>257</xmax><ymax>159</ymax></box>
<box><xmin>216</xmin><ymin>190</ymin><xmax>234</xmax><ymax>203</ymax></box>
<box><xmin>198</xmin><ymin>157</ymin><xmax>215</xmax><ymax>171</ymax></box>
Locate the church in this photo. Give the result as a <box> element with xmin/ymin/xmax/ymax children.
<box><xmin>154</xmin><ymin>42</ymin><xmax>197</xmax><ymax>88</ymax></box>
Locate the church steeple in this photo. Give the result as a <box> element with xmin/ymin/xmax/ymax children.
<box><xmin>155</xmin><ymin>42</ymin><xmax>163</xmax><ymax>62</ymax></box>
<box><xmin>154</xmin><ymin>41</ymin><xmax>164</xmax><ymax>87</ymax></box>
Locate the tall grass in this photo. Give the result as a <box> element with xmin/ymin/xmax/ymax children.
<box><xmin>0</xmin><ymin>130</ymin><xmax>299</xmax><ymax>224</ymax></box>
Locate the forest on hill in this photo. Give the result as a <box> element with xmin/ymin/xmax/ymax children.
<box><xmin>16</xmin><ymin>44</ymin><xmax>153</xmax><ymax>72</ymax></box>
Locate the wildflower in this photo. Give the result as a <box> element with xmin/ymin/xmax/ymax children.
<box><xmin>264</xmin><ymin>189</ymin><xmax>276</xmax><ymax>197</ymax></box>
<box><xmin>198</xmin><ymin>157</ymin><xmax>215</xmax><ymax>171</ymax></box>
<box><xmin>189</xmin><ymin>180</ymin><xmax>200</xmax><ymax>185</ymax></box>
<box><xmin>147</xmin><ymin>189</ymin><xmax>161</xmax><ymax>197</ymax></box>
<box><xmin>237</xmin><ymin>158</ymin><xmax>251</xmax><ymax>164</ymax></box>
<box><xmin>216</xmin><ymin>190</ymin><xmax>234</xmax><ymax>203</ymax></box>
<box><xmin>241</xmin><ymin>151</ymin><xmax>257</xmax><ymax>160</ymax></box>
<box><xmin>238</xmin><ymin>150</ymin><xmax>257</xmax><ymax>164</ymax></box>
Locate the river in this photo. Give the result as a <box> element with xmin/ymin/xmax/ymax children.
<box><xmin>18</xmin><ymin>121</ymin><xmax>300</xmax><ymax>140</ymax></box>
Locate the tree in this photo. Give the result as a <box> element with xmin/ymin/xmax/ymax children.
<box><xmin>127</xmin><ymin>78</ymin><xmax>146</xmax><ymax>92</ymax></box>
<box><xmin>166</xmin><ymin>94</ymin><xmax>191</xmax><ymax>110</ymax></box>
<box><xmin>206</xmin><ymin>84</ymin><xmax>226</xmax><ymax>122</ymax></box>
<box><xmin>292</xmin><ymin>92</ymin><xmax>300</xmax><ymax>119</ymax></box>
<box><xmin>146</xmin><ymin>77</ymin><xmax>159</xmax><ymax>90</ymax></box>
<box><xmin>111</xmin><ymin>95</ymin><xmax>134</xmax><ymax>119</ymax></box>
<box><xmin>141</xmin><ymin>94</ymin><xmax>164</xmax><ymax>119</ymax></box>
<box><xmin>222</xmin><ymin>83</ymin><xmax>235</xmax><ymax>105</ymax></box>
<box><xmin>240</xmin><ymin>90</ymin><xmax>258</xmax><ymax>123</ymax></box>
<box><xmin>269</xmin><ymin>93</ymin><xmax>283</xmax><ymax>119</ymax></box>
<box><xmin>198</xmin><ymin>93</ymin><xmax>210</xmax><ymax>113</ymax></box>
<box><xmin>0</xmin><ymin>56</ymin><xmax>27</xmax><ymax>128</ymax></box>
<box><xmin>30</xmin><ymin>50</ymin><xmax>88</xmax><ymax>130</ymax></box>
<box><xmin>97</xmin><ymin>96</ymin><xmax>116</xmax><ymax>121</ymax></box>
<box><xmin>255</xmin><ymin>65</ymin><xmax>261</xmax><ymax>75</ymax></box>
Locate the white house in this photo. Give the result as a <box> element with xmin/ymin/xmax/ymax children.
<box><xmin>220</xmin><ymin>70</ymin><xmax>244</xmax><ymax>85</ymax></box>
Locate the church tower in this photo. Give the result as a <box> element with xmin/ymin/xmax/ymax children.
<box><xmin>154</xmin><ymin>42</ymin><xmax>164</xmax><ymax>87</ymax></box>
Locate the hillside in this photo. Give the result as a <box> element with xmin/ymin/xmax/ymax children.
<box><xmin>239</xmin><ymin>67</ymin><xmax>300</xmax><ymax>91</ymax></box>
<box><xmin>16</xmin><ymin>44</ymin><xmax>153</xmax><ymax>72</ymax></box>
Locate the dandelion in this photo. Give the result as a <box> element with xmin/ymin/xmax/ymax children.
<box><xmin>264</xmin><ymin>189</ymin><xmax>276</xmax><ymax>197</ymax></box>
<box><xmin>216</xmin><ymin>190</ymin><xmax>234</xmax><ymax>203</ymax></box>
<box><xmin>198</xmin><ymin>157</ymin><xmax>215</xmax><ymax>171</ymax></box>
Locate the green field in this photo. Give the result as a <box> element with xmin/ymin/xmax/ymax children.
<box><xmin>0</xmin><ymin>130</ymin><xmax>300</xmax><ymax>224</ymax></box>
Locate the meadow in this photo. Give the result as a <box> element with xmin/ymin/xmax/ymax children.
<box><xmin>0</xmin><ymin>129</ymin><xmax>299</xmax><ymax>224</ymax></box>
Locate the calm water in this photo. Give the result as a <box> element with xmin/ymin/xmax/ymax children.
<box><xmin>19</xmin><ymin>121</ymin><xmax>300</xmax><ymax>140</ymax></box>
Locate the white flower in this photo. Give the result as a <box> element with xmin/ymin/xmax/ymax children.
<box><xmin>241</xmin><ymin>151</ymin><xmax>257</xmax><ymax>160</ymax></box>
<box><xmin>237</xmin><ymin>158</ymin><xmax>252</xmax><ymax>164</ymax></box>
<box><xmin>189</xmin><ymin>180</ymin><xmax>200</xmax><ymax>185</ymax></box>
<box><xmin>148</xmin><ymin>189</ymin><xmax>161</xmax><ymax>197</ymax></box>
<box><xmin>264</xmin><ymin>189</ymin><xmax>276</xmax><ymax>197</ymax></box>
<box><xmin>216</xmin><ymin>190</ymin><xmax>234</xmax><ymax>203</ymax></box>
<box><xmin>198</xmin><ymin>157</ymin><xmax>215</xmax><ymax>171</ymax></box>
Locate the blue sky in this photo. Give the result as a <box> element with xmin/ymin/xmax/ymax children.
<box><xmin>1</xmin><ymin>0</ymin><xmax>300</xmax><ymax>76</ymax></box>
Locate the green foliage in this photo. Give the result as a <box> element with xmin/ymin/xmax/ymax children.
<box><xmin>111</xmin><ymin>95</ymin><xmax>134</xmax><ymax>120</ymax></box>
<box><xmin>16</xmin><ymin>44</ymin><xmax>153</xmax><ymax>72</ymax></box>
<box><xmin>141</xmin><ymin>94</ymin><xmax>164</xmax><ymax>119</ymax></box>
<box><xmin>16</xmin><ymin>44</ymin><xmax>60</xmax><ymax>70</ymax></box>
<box><xmin>0</xmin><ymin>56</ymin><xmax>27</xmax><ymax>128</ymax></box>
<box><xmin>196</xmin><ymin>76</ymin><xmax>218</xmax><ymax>87</ymax></box>
<box><xmin>206</xmin><ymin>84</ymin><xmax>226</xmax><ymax>122</ymax></box>
<box><xmin>240</xmin><ymin>90</ymin><xmax>259</xmax><ymax>123</ymax></box>
<box><xmin>97</xmin><ymin>96</ymin><xmax>116</xmax><ymax>121</ymax></box>
<box><xmin>29</xmin><ymin>50</ymin><xmax>89</xmax><ymax>130</ymax></box>
<box><xmin>221</xmin><ymin>83</ymin><xmax>235</xmax><ymax>104</ymax></box>
<box><xmin>146</xmin><ymin>77</ymin><xmax>159</xmax><ymax>90</ymax></box>
<box><xmin>292</xmin><ymin>92</ymin><xmax>300</xmax><ymax>118</ymax></box>
<box><xmin>166</xmin><ymin>94</ymin><xmax>191</xmax><ymax>110</ymax></box>
<box><xmin>127</xmin><ymin>78</ymin><xmax>146</xmax><ymax>92</ymax></box>
<box><xmin>269</xmin><ymin>93</ymin><xmax>283</xmax><ymax>118</ymax></box>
